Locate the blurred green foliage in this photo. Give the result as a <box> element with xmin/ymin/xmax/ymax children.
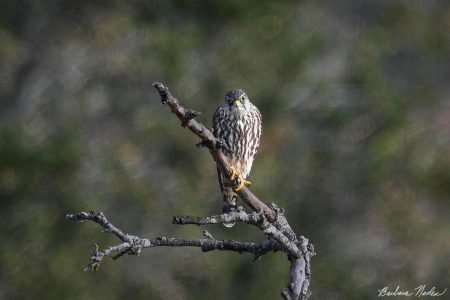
<box><xmin>1</xmin><ymin>1</ymin><xmax>449</xmax><ymax>299</ymax></box>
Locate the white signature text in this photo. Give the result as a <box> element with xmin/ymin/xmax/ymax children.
<box><xmin>378</xmin><ymin>285</ymin><xmax>447</xmax><ymax>297</ymax></box>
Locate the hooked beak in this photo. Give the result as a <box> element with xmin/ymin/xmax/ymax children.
<box><xmin>232</xmin><ymin>99</ymin><xmax>243</xmax><ymax>107</ymax></box>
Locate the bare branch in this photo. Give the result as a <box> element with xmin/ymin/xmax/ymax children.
<box><xmin>67</xmin><ymin>211</ymin><xmax>130</xmax><ymax>242</ymax></box>
<box><xmin>173</xmin><ymin>209</ymin><xmax>305</xmax><ymax>259</ymax></box>
<box><xmin>203</xmin><ymin>229</ymin><xmax>214</xmax><ymax>240</ymax></box>
<box><xmin>151</xmin><ymin>82</ymin><xmax>315</xmax><ymax>299</ymax></box>
<box><xmin>67</xmin><ymin>83</ymin><xmax>315</xmax><ymax>300</ymax></box>
<box><xmin>282</xmin><ymin>241</ymin><xmax>314</xmax><ymax>300</ymax></box>
<box><xmin>152</xmin><ymin>82</ymin><xmax>277</xmax><ymax>222</ymax></box>
<box><xmin>67</xmin><ymin>211</ymin><xmax>282</xmax><ymax>271</ymax></box>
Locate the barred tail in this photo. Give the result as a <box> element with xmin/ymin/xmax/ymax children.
<box><xmin>217</xmin><ymin>166</ymin><xmax>237</xmax><ymax>228</ymax></box>
<box><xmin>222</xmin><ymin>186</ymin><xmax>238</xmax><ymax>213</ymax></box>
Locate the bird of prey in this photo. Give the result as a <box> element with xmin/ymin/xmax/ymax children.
<box><xmin>212</xmin><ymin>89</ymin><xmax>262</xmax><ymax>227</ymax></box>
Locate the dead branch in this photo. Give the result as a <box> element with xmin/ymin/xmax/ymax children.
<box><xmin>67</xmin><ymin>83</ymin><xmax>315</xmax><ymax>300</ymax></box>
<box><xmin>173</xmin><ymin>207</ymin><xmax>305</xmax><ymax>260</ymax></box>
<box><xmin>152</xmin><ymin>82</ymin><xmax>277</xmax><ymax>222</ymax></box>
<box><xmin>152</xmin><ymin>82</ymin><xmax>314</xmax><ymax>299</ymax></box>
<box><xmin>66</xmin><ymin>211</ymin><xmax>282</xmax><ymax>271</ymax></box>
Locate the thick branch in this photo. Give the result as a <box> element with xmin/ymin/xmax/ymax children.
<box><xmin>173</xmin><ymin>211</ymin><xmax>315</xmax><ymax>300</ymax></box>
<box><xmin>282</xmin><ymin>238</ymin><xmax>314</xmax><ymax>300</ymax></box>
<box><xmin>152</xmin><ymin>82</ymin><xmax>277</xmax><ymax>222</ymax></box>
<box><xmin>152</xmin><ymin>83</ymin><xmax>315</xmax><ymax>299</ymax></box>
<box><xmin>282</xmin><ymin>257</ymin><xmax>307</xmax><ymax>300</ymax></box>
<box><xmin>173</xmin><ymin>210</ymin><xmax>315</xmax><ymax>300</ymax></box>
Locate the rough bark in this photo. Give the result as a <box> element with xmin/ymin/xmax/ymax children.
<box><xmin>67</xmin><ymin>83</ymin><xmax>315</xmax><ymax>299</ymax></box>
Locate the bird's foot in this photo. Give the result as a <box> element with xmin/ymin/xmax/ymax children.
<box><xmin>215</xmin><ymin>138</ymin><xmax>234</xmax><ymax>154</ymax></box>
<box><xmin>229</xmin><ymin>166</ymin><xmax>251</xmax><ymax>191</ymax></box>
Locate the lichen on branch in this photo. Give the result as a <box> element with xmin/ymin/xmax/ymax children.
<box><xmin>67</xmin><ymin>83</ymin><xmax>315</xmax><ymax>300</ymax></box>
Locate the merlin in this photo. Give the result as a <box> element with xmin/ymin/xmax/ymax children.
<box><xmin>212</xmin><ymin>89</ymin><xmax>262</xmax><ymax>226</ymax></box>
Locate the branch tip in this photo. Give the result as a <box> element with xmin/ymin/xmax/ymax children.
<box><xmin>152</xmin><ymin>82</ymin><xmax>169</xmax><ymax>104</ymax></box>
<box><xmin>203</xmin><ymin>229</ymin><xmax>214</xmax><ymax>240</ymax></box>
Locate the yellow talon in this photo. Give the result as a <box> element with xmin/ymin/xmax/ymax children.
<box><xmin>229</xmin><ymin>166</ymin><xmax>251</xmax><ymax>191</ymax></box>
<box><xmin>230</xmin><ymin>166</ymin><xmax>238</xmax><ymax>181</ymax></box>
<box><xmin>234</xmin><ymin>178</ymin><xmax>251</xmax><ymax>191</ymax></box>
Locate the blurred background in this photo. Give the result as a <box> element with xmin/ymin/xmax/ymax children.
<box><xmin>0</xmin><ymin>1</ymin><xmax>449</xmax><ymax>299</ymax></box>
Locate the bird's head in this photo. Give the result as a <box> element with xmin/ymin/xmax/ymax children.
<box><xmin>224</xmin><ymin>89</ymin><xmax>250</xmax><ymax>110</ymax></box>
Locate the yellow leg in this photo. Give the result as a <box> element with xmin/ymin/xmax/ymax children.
<box><xmin>229</xmin><ymin>166</ymin><xmax>251</xmax><ymax>191</ymax></box>
<box><xmin>230</xmin><ymin>166</ymin><xmax>238</xmax><ymax>181</ymax></box>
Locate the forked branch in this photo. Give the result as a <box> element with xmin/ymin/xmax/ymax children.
<box><xmin>67</xmin><ymin>83</ymin><xmax>314</xmax><ymax>300</ymax></box>
<box><xmin>151</xmin><ymin>82</ymin><xmax>314</xmax><ymax>299</ymax></box>
<box><xmin>66</xmin><ymin>211</ymin><xmax>282</xmax><ymax>271</ymax></box>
